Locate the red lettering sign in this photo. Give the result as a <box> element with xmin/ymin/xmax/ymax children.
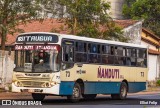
<box><xmin>15</xmin><ymin>45</ymin><xmax>58</xmax><ymax>50</ymax></box>
<box><xmin>97</xmin><ymin>66</ymin><xmax>121</xmax><ymax>79</ymax></box>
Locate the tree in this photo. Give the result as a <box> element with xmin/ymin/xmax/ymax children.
<box><xmin>123</xmin><ymin>0</ymin><xmax>160</xmax><ymax>36</ymax></box>
<box><xmin>0</xmin><ymin>0</ymin><xmax>47</xmax><ymax>54</ymax></box>
<box><xmin>45</xmin><ymin>0</ymin><xmax>128</xmax><ymax>42</ymax></box>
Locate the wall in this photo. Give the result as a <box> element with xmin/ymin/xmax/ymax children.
<box><xmin>0</xmin><ymin>51</ymin><xmax>14</xmax><ymax>87</ymax></box>
<box><xmin>123</xmin><ymin>21</ymin><xmax>142</xmax><ymax>44</ymax></box>
<box><xmin>148</xmin><ymin>55</ymin><xmax>160</xmax><ymax>81</ymax></box>
<box><xmin>141</xmin><ymin>41</ymin><xmax>157</xmax><ymax>50</ymax></box>
<box><xmin>141</xmin><ymin>41</ymin><xmax>160</xmax><ymax>81</ymax></box>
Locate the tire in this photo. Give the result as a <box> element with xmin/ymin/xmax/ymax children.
<box><xmin>67</xmin><ymin>83</ymin><xmax>81</xmax><ymax>102</ymax></box>
<box><xmin>32</xmin><ymin>93</ymin><xmax>45</xmax><ymax>101</ymax></box>
<box><xmin>111</xmin><ymin>82</ymin><xmax>127</xmax><ymax>100</ymax></box>
<box><xmin>82</xmin><ymin>94</ymin><xmax>97</xmax><ymax>100</ymax></box>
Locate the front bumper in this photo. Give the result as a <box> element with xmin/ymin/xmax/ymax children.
<box><xmin>12</xmin><ymin>83</ymin><xmax>60</xmax><ymax>95</ymax></box>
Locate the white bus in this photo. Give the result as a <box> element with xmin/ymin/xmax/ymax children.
<box><xmin>12</xmin><ymin>32</ymin><xmax>148</xmax><ymax>102</ymax></box>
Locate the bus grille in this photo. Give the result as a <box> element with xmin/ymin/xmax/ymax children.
<box><xmin>21</xmin><ymin>81</ymin><xmax>44</xmax><ymax>87</ymax></box>
<box><xmin>17</xmin><ymin>77</ymin><xmax>49</xmax><ymax>81</ymax></box>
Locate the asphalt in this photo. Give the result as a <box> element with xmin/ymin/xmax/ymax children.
<box><xmin>0</xmin><ymin>87</ymin><xmax>159</xmax><ymax>98</ymax></box>
<box><xmin>0</xmin><ymin>86</ymin><xmax>159</xmax><ymax>97</ymax></box>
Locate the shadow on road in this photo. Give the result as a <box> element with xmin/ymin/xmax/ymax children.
<box><xmin>41</xmin><ymin>97</ymin><xmax>155</xmax><ymax>105</ymax></box>
<box><xmin>0</xmin><ymin>94</ymin><xmax>160</xmax><ymax>105</ymax></box>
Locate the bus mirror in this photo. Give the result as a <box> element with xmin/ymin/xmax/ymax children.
<box><xmin>61</xmin><ymin>63</ymin><xmax>66</xmax><ymax>70</ymax></box>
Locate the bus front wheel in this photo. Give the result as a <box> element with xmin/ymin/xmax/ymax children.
<box><xmin>67</xmin><ymin>83</ymin><xmax>81</xmax><ymax>102</ymax></box>
<box><xmin>32</xmin><ymin>93</ymin><xmax>45</xmax><ymax>101</ymax></box>
<box><xmin>111</xmin><ymin>82</ymin><xmax>127</xmax><ymax>100</ymax></box>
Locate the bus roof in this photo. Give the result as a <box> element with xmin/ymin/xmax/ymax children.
<box><xmin>18</xmin><ymin>32</ymin><xmax>147</xmax><ymax>49</ymax></box>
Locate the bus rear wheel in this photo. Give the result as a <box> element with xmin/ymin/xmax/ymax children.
<box><xmin>82</xmin><ymin>94</ymin><xmax>97</xmax><ymax>100</ymax></box>
<box><xmin>67</xmin><ymin>83</ymin><xmax>81</xmax><ymax>102</ymax></box>
<box><xmin>111</xmin><ymin>82</ymin><xmax>127</xmax><ymax>100</ymax></box>
<box><xmin>32</xmin><ymin>93</ymin><xmax>45</xmax><ymax>101</ymax></box>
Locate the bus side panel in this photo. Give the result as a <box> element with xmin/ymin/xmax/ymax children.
<box><xmin>84</xmin><ymin>82</ymin><xmax>121</xmax><ymax>94</ymax></box>
<box><xmin>59</xmin><ymin>81</ymin><xmax>75</xmax><ymax>95</ymax></box>
<box><xmin>128</xmin><ymin>82</ymin><xmax>146</xmax><ymax>93</ymax></box>
<box><xmin>83</xmin><ymin>82</ymin><xmax>96</xmax><ymax>94</ymax></box>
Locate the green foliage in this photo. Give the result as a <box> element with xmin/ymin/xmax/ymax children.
<box><xmin>122</xmin><ymin>0</ymin><xmax>160</xmax><ymax>37</ymax></box>
<box><xmin>103</xmin><ymin>25</ymin><xmax>128</xmax><ymax>42</ymax></box>
<box><xmin>156</xmin><ymin>80</ymin><xmax>160</xmax><ymax>86</ymax></box>
<box><xmin>77</xmin><ymin>23</ymin><xmax>100</xmax><ymax>38</ymax></box>
<box><xmin>0</xmin><ymin>0</ymin><xmax>48</xmax><ymax>50</ymax></box>
<box><xmin>122</xmin><ymin>4</ymin><xmax>131</xmax><ymax>19</ymax></box>
<box><xmin>47</xmin><ymin>0</ymin><xmax>128</xmax><ymax>42</ymax></box>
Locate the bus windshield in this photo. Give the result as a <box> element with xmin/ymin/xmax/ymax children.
<box><xmin>14</xmin><ymin>44</ymin><xmax>60</xmax><ymax>73</ymax></box>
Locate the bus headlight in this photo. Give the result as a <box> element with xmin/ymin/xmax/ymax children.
<box><xmin>41</xmin><ymin>82</ymin><xmax>51</xmax><ymax>88</ymax></box>
<box><xmin>50</xmin><ymin>82</ymin><xmax>58</xmax><ymax>86</ymax></box>
<box><xmin>14</xmin><ymin>81</ymin><xmax>23</xmax><ymax>87</ymax></box>
<box><xmin>41</xmin><ymin>82</ymin><xmax>57</xmax><ymax>88</ymax></box>
<box><xmin>45</xmin><ymin>82</ymin><xmax>50</xmax><ymax>87</ymax></box>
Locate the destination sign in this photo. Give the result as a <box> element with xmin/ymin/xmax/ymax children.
<box><xmin>15</xmin><ymin>45</ymin><xmax>58</xmax><ymax>50</ymax></box>
<box><xmin>16</xmin><ymin>34</ymin><xmax>58</xmax><ymax>43</ymax></box>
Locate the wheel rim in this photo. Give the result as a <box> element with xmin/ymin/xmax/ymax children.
<box><xmin>121</xmin><ymin>85</ymin><xmax>127</xmax><ymax>97</ymax></box>
<box><xmin>73</xmin><ymin>87</ymin><xmax>80</xmax><ymax>98</ymax></box>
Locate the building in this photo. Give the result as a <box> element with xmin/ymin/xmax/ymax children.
<box><xmin>141</xmin><ymin>28</ymin><xmax>160</xmax><ymax>82</ymax></box>
<box><xmin>115</xmin><ymin>20</ymin><xmax>142</xmax><ymax>44</ymax></box>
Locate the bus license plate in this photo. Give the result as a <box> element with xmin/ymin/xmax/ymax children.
<box><xmin>28</xmin><ymin>89</ymin><xmax>34</xmax><ymax>92</ymax></box>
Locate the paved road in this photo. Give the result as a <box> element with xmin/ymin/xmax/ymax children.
<box><xmin>0</xmin><ymin>91</ymin><xmax>160</xmax><ymax>108</ymax></box>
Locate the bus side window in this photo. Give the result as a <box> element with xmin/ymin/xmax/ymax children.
<box><xmin>63</xmin><ymin>46</ymin><xmax>74</xmax><ymax>62</ymax></box>
<box><xmin>137</xmin><ymin>49</ymin><xmax>147</xmax><ymax>67</ymax></box>
<box><xmin>126</xmin><ymin>57</ymin><xmax>131</xmax><ymax>66</ymax></box>
<box><xmin>75</xmin><ymin>42</ymin><xmax>87</xmax><ymax>63</ymax></box>
<box><xmin>111</xmin><ymin>46</ymin><xmax>114</xmax><ymax>55</ymax></box>
<box><xmin>101</xmin><ymin>45</ymin><xmax>110</xmax><ymax>64</ymax></box>
<box><xmin>87</xmin><ymin>43</ymin><xmax>91</xmax><ymax>53</ymax></box>
<box><xmin>62</xmin><ymin>45</ymin><xmax>74</xmax><ymax>70</ymax></box>
<box><xmin>124</xmin><ymin>48</ymin><xmax>136</xmax><ymax>66</ymax></box>
<box><xmin>88</xmin><ymin>43</ymin><xmax>98</xmax><ymax>63</ymax></box>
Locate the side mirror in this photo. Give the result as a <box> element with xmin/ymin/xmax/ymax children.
<box><xmin>61</xmin><ymin>62</ymin><xmax>66</xmax><ymax>70</ymax></box>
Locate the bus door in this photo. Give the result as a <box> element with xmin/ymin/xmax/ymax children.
<box><xmin>61</xmin><ymin>40</ymin><xmax>75</xmax><ymax>79</ymax></box>
<box><xmin>74</xmin><ymin>41</ymin><xmax>87</xmax><ymax>76</ymax></box>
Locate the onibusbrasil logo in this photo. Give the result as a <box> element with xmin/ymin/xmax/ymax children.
<box><xmin>1</xmin><ymin>100</ymin><xmax>42</xmax><ymax>105</ymax></box>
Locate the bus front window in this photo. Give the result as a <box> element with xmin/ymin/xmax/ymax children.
<box><xmin>14</xmin><ymin>46</ymin><xmax>60</xmax><ymax>73</ymax></box>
